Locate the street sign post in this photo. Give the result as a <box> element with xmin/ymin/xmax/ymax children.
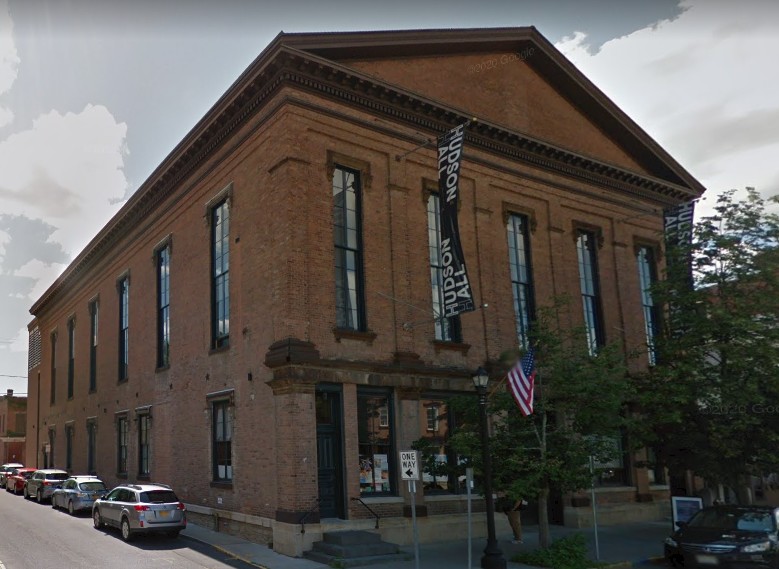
<box><xmin>400</xmin><ymin>450</ymin><xmax>419</xmax><ymax>481</ymax></box>
<box><xmin>400</xmin><ymin>450</ymin><xmax>420</xmax><ymax>569</ymax></box>
<box><xmin>466</xmin><ymin>467</ymin><xmax>474</xmax><ymax>569</ymax></box>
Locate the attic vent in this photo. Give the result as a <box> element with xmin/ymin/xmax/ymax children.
<box><xmin>28</xmin><ymin>326</ymin><xmax>42</xmax><ymax>371</ymax></box>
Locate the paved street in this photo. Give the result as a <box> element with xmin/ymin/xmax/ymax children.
<box><xmin>0</xmin><ymin>489</ymin><xmax>254</xmax><ymax>569</ymax></box>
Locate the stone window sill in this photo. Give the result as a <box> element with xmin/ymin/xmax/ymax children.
<box><xmin>432</xmin><ymin>340</ymin><xmax>471</xmax><ymax>355</ymax></box>
<box><xmin>333</xmin><ymin>328</ymin><xmax>377</xmax><ymax>344</ymax></box>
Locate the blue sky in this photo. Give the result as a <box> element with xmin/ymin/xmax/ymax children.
<box><xmin>1</xmin><ymin>0</ymin><xmax>778</xmax><ymax>392</ymax></box>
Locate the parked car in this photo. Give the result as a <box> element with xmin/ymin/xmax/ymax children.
<box><xmin>24</xmin><ymin>469</ymin><xmax>69</xmax><ymax>503</ymax></box>
<box><xmin>665</xmin><ymin>505</ymin><xmax>779</xmax><ymax>568</ymax></box>
<box><xmin>0</xmin><ymin>463</ymin><xmax>24</xmax><ymax>485</ymax></box>
<box><xmin>92</xmin><ymin>483</ymin><xmax>186</xmax><ymax>541</ymax></box>
<box><xmin>5</xmin><ymin>467</ymin><xmax>36</xmax><ymax>494</ymax></box>
<box><xmin>52</xmin><ymin>476</ymin><xmax>108</xmax><ymax>515</ymax></box>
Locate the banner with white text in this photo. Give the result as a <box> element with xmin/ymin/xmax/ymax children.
<box><xmin>437</xmin><ymin>123</ymin><xmax>475</xmax><ymax>318</ymax></box>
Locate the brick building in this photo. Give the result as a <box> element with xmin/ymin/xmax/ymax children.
<box><xmin>1</xmin><ymin>389</ymin><xmax>26</xmax><ymax>465</ymax></box>
<box><xmin>26</xmin><ymin>28</ymin><xmax>703</xmax><ymax>555</ymax></box>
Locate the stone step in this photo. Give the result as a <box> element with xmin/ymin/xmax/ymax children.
<box><xmin>312</xmin><ymin>541</ymin><xmax>399</xmax><ymax>558</ymax></box>
<box><xmin>322</xmin><ymin>530</ymin><xmax>383</xmax><ymax>546</ymax></box>
<box><xmin>304</xmin><ymin>550</ymin><xmax>411</xmax><ymax>568</ymax></box>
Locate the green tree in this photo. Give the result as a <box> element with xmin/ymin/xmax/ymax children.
<box><xmin>634</xmin><ymin>188</ymin><xmax>779</xmax><ymax>496</ymax></box>
<box><xmin>449</xmin><ymin>304</ymin><xmax>631</xmax><ymax>548</ymax></box>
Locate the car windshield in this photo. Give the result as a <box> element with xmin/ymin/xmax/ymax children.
<box><xmin>688</xmin><ymin>508</ymin><xmax>775</xmax><ymax>532</ymax></box>
<box><xmin>46</xmin><ymin>473</ymin><xmax>69</xmax><ymax>481</ymax></box>
<box><xmin>140</xmin><ymin>490</ymin><xmax>178</xmax><ymax>503</ymax></box>
<box><xmin>79</xmin><ymin>482</ymin><xmax>106</xmax><ymax>492</ymax></box>
<box><xmin>22</xmin><ymin>472</ymin><xmax>33</xmax><ymax>479</ymax></box>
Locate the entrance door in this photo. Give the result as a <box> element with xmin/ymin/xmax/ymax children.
<box><xmin>316</xmin><ymin>388</ymin><xmax>345</xmax><ymax>519</ymax></box>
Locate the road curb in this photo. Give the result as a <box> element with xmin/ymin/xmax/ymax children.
<box><xmin>180</xmin><ymin>532</ymin><xmax>269</xmax><ymax>569</ymax></box>
<box><xmin>632</xmin><ymin>556</ymin><xmax>665</xmax><ymax>566</ymax></box>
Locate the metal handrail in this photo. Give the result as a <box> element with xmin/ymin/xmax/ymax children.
<box><xmin>350</xmin><ymin>497</ymin><xmax>380</xmax><ymax>529</ymax></box>
<box><xmin>299</xmin><ymin>499</ymin><xmax>321</xmax><ymax>535</ymax></box>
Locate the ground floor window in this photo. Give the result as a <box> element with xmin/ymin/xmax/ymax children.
<box><xmin>65</xmin><ymin>425</ymin><xmax>73</xmax><ymax>471</ymax></box>
<box><xmin>117</xmin><ymin>416</ymin><xmax>128</xmax><ymax>475</ymax></box>
<box><xmin>593</xmin><ymin>433</ymin><xmax>630</xmax><ymax>487</ymax></box>
<box><xmin>138</xmin><ymin>414</ymin><xmax>150</xmax><ymax>477</ymax></box>
<box><xmin>415</xmin><ymin>395</ymin><xmax>463</xmax><ymax>494</ymax></box>
<box><xmin>646</xmin><ymin>447</ymin><xmax>666</xmax><ymax>485</ymax></box>
<box><xmin>86</xmin><ymin>420</ymin><xmax>96</xmax><ymax>474</ymax></box>
<box><xmin>212</xmin><ymin>400</ymin><xmax>233</xmax><ymax>482</ymax></box>
<box><xmin>358</xmin><ymin>389</ymin><xmax>394</xmax><ymax>495</ymax></box>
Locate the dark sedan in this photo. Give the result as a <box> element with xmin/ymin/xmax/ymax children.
<box><xmin>665</xmin><ymin>505</ymin><xmax>779</xmax><ymax>568</ymax></box>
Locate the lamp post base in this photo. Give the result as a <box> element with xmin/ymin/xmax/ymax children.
<box><xmin>481</xmin><ymin>545</ymin><xmax>507</xmax><ymax>569</ymax></box>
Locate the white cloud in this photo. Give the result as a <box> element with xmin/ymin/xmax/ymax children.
<box><xmin>12</xmin><ymin>258</ymin><xmax>67</xmax><ymax>301</ymax></box>
<box><xmin>0</xmin><ymin>0</ymin><xmax>19</xmax><ymax>128</ymax></box>
<box><xmin>555</xmin><ymin>0</ymin><xmax>779</xmax><ymax>217</ymax></box>
<box><xmin>0</xmin><ymin>104</ymin><xmax>129</xmax><ymax>256</ymax></box>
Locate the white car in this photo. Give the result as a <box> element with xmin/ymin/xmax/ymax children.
<box><xmin>0</xmin><ymin>463</ymin><xmax>24</xmax><ymax>486</ymax></box>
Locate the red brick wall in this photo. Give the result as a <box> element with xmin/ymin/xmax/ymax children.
<box><xmin>26</xmin><ymin>51</ymin><xmax>668</xmax><ymax>527</ymax></box>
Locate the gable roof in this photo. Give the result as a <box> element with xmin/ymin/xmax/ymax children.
<box><xmin>30</xmin><ymin>27</ymin><xmax>704</xmax><ymax>315</ymax></box>
<box><xmin>273</xmin><ymin>27</ymin><xmax>704</xmax><ymax>193</ymax></box>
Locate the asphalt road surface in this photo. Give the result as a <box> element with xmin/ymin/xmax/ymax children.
<box><xmin>0</xmin><ymin>488</ymin><xmax>253</xmax><ymax>569</ymax></box>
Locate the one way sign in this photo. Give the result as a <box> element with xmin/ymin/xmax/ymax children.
<box><xmin>400</xmin><ymin>450</ymin><xmax>419</xmax><ymax>481</ymax></box>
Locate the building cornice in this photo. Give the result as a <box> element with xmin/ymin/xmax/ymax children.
<box><xmin>31</xmin><ymin>31</ymin><xmax>702</xmax><ymax>316</ymax></box>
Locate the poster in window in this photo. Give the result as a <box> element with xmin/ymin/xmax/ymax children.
<box><xmin>373</xmin><ymin>454</ymin><xmax>388</xmax><ymax>492</ymax></box>
<box><xmin>359</xmin><ymin>456</ymin><xmax>372</xmax><ymax>486</ymax></box>
<box><xmin>671</xmin><ymin>496</ymin><xmax>703</xmax><ymax>531</ymax></box>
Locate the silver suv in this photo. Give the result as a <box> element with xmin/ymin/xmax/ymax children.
<box><xmin>92</xmin><ymin>483</ymin><xmax>186</xmax><ymax>541</ymax></box>
<box><xmin>25</xmin><ymin>469</ymin><xmax>69</xmax><ymax>503</ymax></box>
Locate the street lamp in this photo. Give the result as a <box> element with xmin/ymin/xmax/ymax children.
<box><xmin>472</xmin><ymin>366</ymin><xmax>507</xmax><ymax>569</ymax></box>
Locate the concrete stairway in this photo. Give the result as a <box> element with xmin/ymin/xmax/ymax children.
<box><xmin>305</xmin><ymin>530</ymin><xmax>408</xmax><ymax>567</ymax></box>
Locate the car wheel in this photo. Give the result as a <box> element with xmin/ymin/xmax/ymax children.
<box><xmin>68</xmin><ymin>501</ymin><xmax>75</xmax><ymax>516</ymax></box>
<box><xmin>166</xmin><ymin>530</ymin><xmax>180</xmax><ymax>538</ymax></box>
<box><xmin>37</xmin><ymin>489</ymin><xmax>43</xmax><ymax>504</ymax></box>
<box><xmin>93</xmin><ymin>509</ymin><xmax>103</xmax><ymax>529</ymax></box>
<box><xmin>13</xmin><ymin>485</ymin><xmax>18</xmax><ymax>495</ymax></box>
<box><xmin>23</xmin><ymin>486</ymin><xmax>29</xmax><ymax>499</ymax></box>
<box><xmin>52</xmin><ymin>497</ymin><xmax>58</xmax><ymax>509</ymax></box>
<box><xmin>121</xmin><ymin>518</ymin><xmax>133</xmax><ymax>542</ymax></box>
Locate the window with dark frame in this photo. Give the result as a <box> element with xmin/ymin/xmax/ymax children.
<box><xmin>427</xmin><ymin>193</ymin><xmax>462</xmax><ymax>342</ymax></box>
<box><xmin>576</xmin><ymin>230</ymin><xmax>605</xmax><ymax>355</ymax></box>
<box><xmin>211</xmin><ymin>201</ymin><xmax>230</xmax><ymax>349</ymax></box>
<box><xmin>212</xmin><ymin>400</ymin><xmax>232</xmax><ymax>482</ymax></box>
<box><xmin>426</xmin><ymin>406</ymin><xmax>438</xmax><ymax>431</ymax></box>
<box><xmin>89</xmin><ymin>300</ymin><xmax>98</xmax><ymax>392</ymax></box>
<box><xmin>507</xmin><ymin>213</ymin><xmax>535</xmax><ymax>349</ymax></box>
<box><xmin>593</xmin><ymin>432</ymin><xmax>630</xmax><ymax>487</ymax></box>
<box><xmin>138</xmin><ymin>413</ymin><xmax>150</xmax><ymax>477</ymax></box>
<box><xmin>48</xmin><ymin>428</ymin><xmax>55</xmax><ymax>468</ymax></box>
<box><xmin>118</xmin><ymin>277</ymin><xmax>129</xmax><ymax>381</ymax></box>
<box><xmin>333</xmin><ymin>165</ymin><xmax>366</xmax><ymax>331</ymax></box>
<box><xmin>65</xmin><ymin>425</ymin><xmax>73</xmax><ymax>471</ymax></box>
<box><xmin>358</xmin><ymin>389</ymin><xmax>395</xmax><ymax>496</ymax></box>
<box><xmin>637</xmin><ymin>246</ymin><xmax>659</xmax><ymax>365</ymax></box>
<box><xmin>117</xmin><ymin>416</ymin><xmax>128</xmax><ymax>475</ymax></box>
<box><xmin>86</xmin><ymin>420</ymin><xmax>96</xmax><ymax>474</ymax></box>
<box><xmin>157</xmin><ymin>245</ymin><xmax>171</xmax><ymax>367</ymax></box>
<box><xmin>418</xmin><ymin>397</ymin><xmax>464</xmax><ymax>494</ymax></box>
<box><xmin>67</xmin><ymin>318</ymin><xmax>75</xmax><ymax>399</ymax></box>
<box><xmin>50</xmin><ymin>332</ymin><xmax>56</xmax><ymax>405</ymax></box>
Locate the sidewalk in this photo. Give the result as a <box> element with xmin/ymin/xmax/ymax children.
<box><xmin>181</xmin><ymin>520</ymin><xmax>671</xmax><ymax>569</ymax></box>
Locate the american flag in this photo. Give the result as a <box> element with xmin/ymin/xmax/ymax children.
<box><xmin>508</xmin><ymin>348</ymin><xmax>536</xmax><ymax>416</ymax></box>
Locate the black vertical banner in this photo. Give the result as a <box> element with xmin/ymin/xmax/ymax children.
<box><xmin>663</xmin><ymin>200</ymin><xmax>695</xmax><ymax>285</ymax></box>
<box><xmin>437</xmin><ymin>123</ymin><xmax>475</xmax><ymax>318</ymax></box>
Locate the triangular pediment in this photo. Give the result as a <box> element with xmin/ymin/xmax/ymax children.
<box><xmin>277</xmin><ymin>28</ymin><xmax>703</xmax><ymax>194</ymax></box>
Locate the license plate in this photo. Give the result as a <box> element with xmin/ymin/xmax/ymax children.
<box><xmin>695</xmin><ymin>554</ymin><xmax>718</xmax><ymax>565</ymax></box>
<box><xmin>159</xmin><ymin>510</ymin><xmax>170</xmax><ymax>518</ymax></box>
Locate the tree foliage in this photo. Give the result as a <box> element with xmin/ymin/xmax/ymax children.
<box><xmin>445</xmin><ymin>302</ymin><xmax>631</xmax><ymax>546</ymax></box>
<box><xmin>633</xmin><ymin>188</ymin><xmax>779</xmax><ymax>491</ymax></box>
